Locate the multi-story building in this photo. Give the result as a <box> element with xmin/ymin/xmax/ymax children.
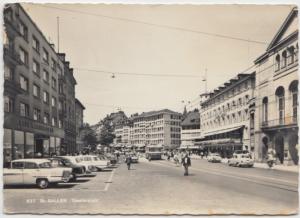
<box><xmin>130</xmin><ymin>109</ymin><xmax>182</xmax><ymax>149</ymax></box>
<box><xmin>254</xmin><ymin>8</ymin><xmax>298</xmax><ymax>165</ymax></box>
<box><xmin>122</xmin><ymin>126</ymin><xmax>131</xmax><ymax>144</ymax></box>
<box><xmin>113</xmin><ymin>125</ymin><xmax>131</xmax><ymax>144</ymax></box>
<box><xmin>3</xmin><ymin>4</ymin><xmax>77</xmax><ymax>166</ymax></box>
<box><xmin>199</xmin><ymin>73</ymin><xmax>255</xmax><ymax>157</ymax></box>
<box><xmin>180</xmin><ymin>110</ymin><xmax>201</xmax><ymax>148</ymax></box>
<box><xmin>75</xmin><ymin>98</ymin><xmax>85</xmax><ymax>152</ymax></box>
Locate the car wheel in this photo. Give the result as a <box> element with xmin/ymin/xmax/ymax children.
<box><xmin>70</xmin><ymin>175</ymin><xmax>77</xmax><ymax>182</ymax></box>
<box><xmin>37</xmin><ymin>179</ymin><xmax>49</xmax><ymax>189</ymax></box>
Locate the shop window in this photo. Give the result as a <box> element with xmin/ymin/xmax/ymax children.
<box><xmin>25</xmin><ymin>132</ymin><xmax>34</xmax><ymax>158</ymax></box>
<box><xmin>4</xmin><ymin>129</ymin><xmax>12</xmax><ymax>166</ymax></box>
<box><xmin>14</xmin><ymin>130</ymin><xmax>24</xmax><ymax>160</ymax></box>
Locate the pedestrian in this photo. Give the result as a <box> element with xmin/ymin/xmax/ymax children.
<box><xmin>125</xmin><ymin>154</ymin><xmax>132</xmax><ymax>170</ymax></box>
<box><xmin>182</xmin><ymin>153</ymin><xmax>191</xmax><ymax>176</ymax></box>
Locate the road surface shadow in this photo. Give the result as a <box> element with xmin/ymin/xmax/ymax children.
<box><xmin>71</xmin><ymin>179</ymin><xmax>90</xmax><ymax>183</ymax></box>
<box><xmin>4</xmin><ymin>184</ymin><xmax>76</xmax><ymax>189</ymax></box>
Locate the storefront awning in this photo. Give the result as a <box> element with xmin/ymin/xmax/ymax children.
<box><xmin>203</xmin><ymin>125</ymin><xmax>244</xmax><ymax>137</ymax></box>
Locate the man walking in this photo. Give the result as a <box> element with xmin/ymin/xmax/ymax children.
<box><xmin>125</xmin><ymin>154</ymin><xmax>132</xmax><ymax>170</ymax></box>
<box><xmin>182</xmin><ymin>153</ymin><xmax>191</xmax><ymax>176</ymax></box>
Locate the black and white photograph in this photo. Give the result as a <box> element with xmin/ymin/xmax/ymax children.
<box><xmin>2</xmin><ymin>1</ymin><xmax>299</xmax><ymax>215</ymax></box>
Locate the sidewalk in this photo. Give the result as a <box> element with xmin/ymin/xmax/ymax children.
<box><xmin>189</xmin><ymin>155</ymin><xmax>299</xmax><ymax>173</ymax></box>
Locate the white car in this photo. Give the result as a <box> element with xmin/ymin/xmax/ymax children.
<box><xmin>207</xmin><ymin>153</ymin><xmax>222</xmax><ymax>163</ymax></box>
<box><xmin>79</xmin><ymin>155</ymin><xmax>109</xmax><ymax>171</ymax></box>
<box><xmin>3</xmin><ymin>159</ymin><xmax>72</xmax><ymax>189</ymax></box>
<box><xmin>58</xmin><ymin>156</ymin><xmax>97</xmax><ymax>174</ymax></box>
<box><xmin>228</xmin><ymin>154</ymin><xmax>254</xmax><ymax>167</ymax></box>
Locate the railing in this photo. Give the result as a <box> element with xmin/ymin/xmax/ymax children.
<box><xmin>261</xmin><ymin>116</ymin><xmax>298</xmax><ymax>128</ymax></box>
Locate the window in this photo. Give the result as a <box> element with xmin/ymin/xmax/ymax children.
<box><xmin>32</xmin><ymin>60</ymin><xmax>40</xmax><ymax>75</ymax></box>
<box><xmin>42</xmin><ymin>48</ymin><xmax>49</xmax><ymax>63</ymax></box>
<box><xmin>51</xmin><ymin>58</ymin><xmax>56</xmax><ymax>71</ymax></box>
<box><xmin>282</xmin><ymin>50</ymin><xmax>287</xmax><ymax>68</ymax></box>
<box><xmin>19</xmin><ymin>22</ymin><xmax>28</xmax><ymax>40</ymax></box>
<box><xmin>12</xmin><ymin>162</ymin><xmax>24</xmax><ymax>169</ymax></box>
<box><xmin>32</xmin><ymin>36</ymin><xmax>39</xmax><ymax>52</ymax></box>
<box><xmin>51</xmin><ymin>96</ymin><xmax>57</xmax><ymax>107</ymax></box>
<box><xmin>33</xmin><ymin>108</ymin><xmax>41</xmax><ymax>121</ymax></box>
<box><xmin>275</xmin><ymin>54</ymin><xmax>280</xmax><ymax>71</ymax></box>
<box><xmin>59</xmin><ymin>119</ymin><xmax>63</xmax><ymax>128</ymax></box>
<box><xmin>33</xmin><ymin>84</ymin><xmax>40</xmax><ymax>98</ymax></box>
<box><xmin>288</xmin><ymin>46</ymin><xmax>295</xmax><ymax>65</ymax></box>
<box><xmin>44</xmin><ymin>113</ymin><xmax>50</xmax><ymax>124</ymax></box>
<box><xmin>58</xmin><ymin>100</ymin><xmax>63</xmax><ymax>110</ymax></box>
<box><xmin>43</xmin><ymin>91</ymin><xmax>49</xmax><ymax>104</ymax></box>
<box><xmin>262</xmin><ymin>97</ymin><xmax>268</xmax><ymax>123</ymax></box>
<box><xmin>52</xmin><ymin>117</ymin><xmax>57</xmax><ymax>127</ymax></box>
<box><xmin>4</xmin><ymin>96</ymin><xmax>13</xmax><ymax>112</ymax></box>
<box><xmin>20</xmin><ymin>103</ymin><xmax>29</xmax><ymax>117</ymax></box>
<box><xmin>43</xmin><ymin>70</ymin><xmax>49</xmax><ymax>83</ymax></box>
<box><xmin>4</xmin><ymin>64</ymin><xmax>13</xmax><ymax>80</ymax></box>
<box><xmin>19</xmin><ymin>47</ymin><xmax>28</xmax><ymax>65</ymax></box>
<box><xmin>275</xmin><ymin>86</ymin><xmax>285</xmax><ymax>125</ymax></box>
<box><xmin>289</xmin><ymin>80</ymin><xmax>298</xmax><ymax>122</ymax></box>
<box><xmin>20</xmin><ymin>75</ymin><xmax>28</xmax><ymax>91</ymax></box>
<box><xmin>52</xmin><ymin>77</ymin><xmax>57</xmax><ymax>90</ymax></box>
<box><xmin>24</xmin><ymin>162</ymin><xmax>38</xmax><ymax>169</ymax></box>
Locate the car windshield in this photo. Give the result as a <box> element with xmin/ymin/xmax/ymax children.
<box><xmin>39</xmin><ymin>162</ymin><xmax>52</xmax><ymax>168</ymax></box>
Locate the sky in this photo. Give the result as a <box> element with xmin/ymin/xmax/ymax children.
<box><xmin>21</xmin><ymin>3</ymin><xmax>294</xmax><ymax>125</ymax></box>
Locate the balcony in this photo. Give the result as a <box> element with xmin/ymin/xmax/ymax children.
<box><xmin>4</xmin><ymin>79</ymin><xmax>25</xmax><ymax>96</ymax></box>
<box><xmin>261</xmin><ymin>116</ymin><xmax>298</xmax><ymax>129</ymax></box>
<box><xmin>4</xmin><ymin>46</ymin><xmax>22</xmax><ymax>65</ymax></box>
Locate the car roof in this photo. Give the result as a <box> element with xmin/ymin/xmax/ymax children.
<box><xmin>12</xmin><ymin>159</ymin><xmax>50</xmax><ymax>164</ymax></box>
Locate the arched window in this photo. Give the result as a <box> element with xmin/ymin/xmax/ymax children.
<box><xmin>282</xmin><ymin>50</ymin><xmax>287</xmax><ymax>68</ymax></box>
<box><xmin>275</xmin><ymin>86</ymin><xmax>285</xmax><ymax>125</ymax></box>
<box><xmin>288</xmin><ymin>46</ymin><xmax>295</xmax><ymax>64</ymax></box>
<box><xmin>289</xmin><ymin>80</ymin><xmax>298</xmax><ymax>122</ymax></box>
<box><xmin>275</xmin><ymin>54</ymin><xmax>280</xmax><ymax>71</ymax></box>
<box><xmin>262</xmin><ymin>97</ymin><xmax>268</xmax><ymax>124</ymax></box>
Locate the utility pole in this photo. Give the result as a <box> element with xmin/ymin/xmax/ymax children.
<box><xmin>57</xmin><ymin>16</ymin><xmax>60</xmax><ymax>53</ymax></box>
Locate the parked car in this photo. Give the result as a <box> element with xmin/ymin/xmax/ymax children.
<box><xmin>105</xmin><ymin>153</ymin><xmax>117</xmax><ymax>165</ymax></box>
<box><xmin>48</xmin><ymin>157</ymin><xmax>86</xmax><ymax>181</ymax></box>
<box><xmin>3</xmin><ymin>159</ymin><xmax>72</xmax><ymax>189</ymax></box>
<box><xmin>207</xmin><ymin>153</ymin><xmax>222</xmax><ymax>163</ymax></box>
<box><xmin>58</xmin><ymin>156</ymin><xmax>97</xmax><ymax>174</ymax></box>
<box><xmin>79</xmin><ymin>155</ymin><xmax>109</xmax><ymax>171</ymax></box>
<box><xmin>228</xmin><ymin>154</ymin><xmax>254</xmax><ymax>167</ymax></box>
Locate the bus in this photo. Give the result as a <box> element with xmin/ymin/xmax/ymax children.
<box><xmin>145</xmin><ymin>145</ymin><xmax>163</xmax><ymax>160</ymax></box>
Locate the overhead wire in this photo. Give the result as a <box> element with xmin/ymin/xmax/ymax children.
<box><xmin>30</xmin><ymin>4</ymin><xmax>268</xmax><ymax>45</ymax></box>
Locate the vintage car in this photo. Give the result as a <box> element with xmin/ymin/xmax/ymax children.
<box><xmin>207</xmin><ymin>153</ymin><xmax>222</xmax><ymax>163</ymax></box>
<box><xmin>48</xmin><ymin>157</ymin><xmax>86</xmax><ymax>181</ymax></box>
<box><xmin>104</xmin><ymin>153</ymin><xmax>118</xmax><ymax>165</ymax></box>
<box><xmin>129</xmin><ymin>153</ymin><xmax>139</xmax><ymax>163</ymax></box>
<box><xmin>3</xmin><ymin>159</ymin><xmax>72</xmax><ymax>189</ymax></box>
<box><xmin>228</xmin><ymin>154</ymin><xmax>254</xmax><ymax>167</ymax></box>
<box><xmin>58</xmin><ymin>156</ymin><xmax>97</xmax><ymax>174</ymax></box>
<box><xmin>79</xmin><ymin>155</ymin><xmax>109</xmax><ymax>171</ymax></box>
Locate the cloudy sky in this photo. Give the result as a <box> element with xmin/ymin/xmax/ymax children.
<box><xmin>21</xmin><ymin>3</ymin><xmax>294</xmax><ymax>124</ymax></box>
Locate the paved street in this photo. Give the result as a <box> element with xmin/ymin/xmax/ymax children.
<box><xmin>4</xmin><ymin>158</ymin><xmax>298</xmax><ymax>215</ymax></box>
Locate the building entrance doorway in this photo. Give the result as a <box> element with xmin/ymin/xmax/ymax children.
<box><xmin>289</xmin><ymin>134</ymin><xmax>298</xmax><ymax>165</ymax></box>
<box><xmin>275</xmin><ymin>135</ymin><xmax>284</xmax><ymax>164</ymax></box>
<box><xmin>35</xmin><ymin>139</ymin><xmax>43</xmax><ymax>157</ymax></box>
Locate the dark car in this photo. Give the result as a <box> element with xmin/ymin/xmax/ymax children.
<box><xmin>48</xmin><ymin>157</ymin><xmax>86</xmax><ymax>182</ymax></box>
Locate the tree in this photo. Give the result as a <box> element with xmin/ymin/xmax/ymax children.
<box><xmin>81</xmin><ymin>123</ymin><xmax>98</xmax><ymax>151</ymax></box>
<box><xmin>98</xmin><ymin>118</ymin><xmax>115</xmax><ymax>145</ymax></box>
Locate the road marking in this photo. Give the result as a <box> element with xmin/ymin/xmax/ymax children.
<box><xmin>104</xmin><ymin>169</ymin><xmax>115</xmax><ymax>192</ymax></box>
<box><xmin>148</xmin><ymin>161</ymin><xmax>298</xmax><ymax>192</ymax></box>
<box><xmin>154</xmin><ymin>160</ymin><xmax>298</xmax><ymax>186</ymax></box>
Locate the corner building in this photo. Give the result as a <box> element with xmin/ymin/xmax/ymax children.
<box><xmin>130</xmin><ymin>109</ymin><xmax>182</xmax><ymax>149</ymax></box>
<box><xmin>199</xmin><ymin>73</ymin><xmax>255</xmax><ymax>157</ymax></box>
<box><xmin>254</xmin><ymin>8</ymin><xmax>298</xmax><ymax>165</ymax></box>
<box><xmin>3</xmin><ymin>4</ymin><xmax>77</xmax><ymax>166</ymax></box>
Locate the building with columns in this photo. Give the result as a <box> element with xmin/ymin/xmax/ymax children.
<box><xmin>253</xmin><ymin>7</ymin><xmax>298</xmax><ymax>165</ymax></box>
